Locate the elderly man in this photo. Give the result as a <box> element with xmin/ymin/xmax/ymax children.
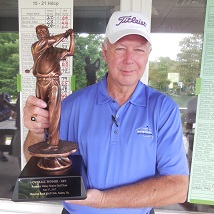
<box><xmin>24</xmin><ymin>11</ymin><xmax>189</xmax><ymax>214</ymax></box>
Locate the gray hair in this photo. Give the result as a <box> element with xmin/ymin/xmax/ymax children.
<box><xmin>103</xmin><ymin>38</ymin><xmax>108</xmax><ymax>50</ymax></box>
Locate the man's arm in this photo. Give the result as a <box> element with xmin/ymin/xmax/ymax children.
<box><xmin>66</xmin><ymin>174</ymin><xmax>188</xmax><ymax>209</ymax></box>
<box><xmin>23</xmin><ymin>96</ymin><xmax>49</xmax><ymax>161</ymax></box>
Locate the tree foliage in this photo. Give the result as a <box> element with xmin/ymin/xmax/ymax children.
<box><xmin>176</xmin><ymin>34</ymin><xmax>203</xmax><ymax>95</ymax></box>
<box><xmin>149</xmin><ymin>57</ymin><xmax>175</xmax><ymax>93</ymax></box>
<box><xmin>149</xmin><ymin>34</ymin><xmax>203</xmax><ymax>96</ymax></box>
<box><xmin>0</xmin><ymin>33</ymin><xmax>19</xmax><ymax>99</ymax></box>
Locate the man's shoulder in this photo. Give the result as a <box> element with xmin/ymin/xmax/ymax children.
<box><xmin>143</xmin><ymin>84</ymin><xmax>168</xmax><ymax>99</ymax></box>
<box><xmin>142</xmin><ymin>84</ymin><xmax>178</xmax><ymax>108</ymax></box>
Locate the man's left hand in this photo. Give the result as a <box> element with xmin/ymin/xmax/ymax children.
<box><xmin>65</xmin><ymin>189</ymin><xmax>106</xmax><ymax>208</ymax></box>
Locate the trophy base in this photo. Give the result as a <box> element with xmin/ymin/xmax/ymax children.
<box><xmin>12</xmin><ymin>155</ymin><xmax>87</xmax><ymax>202</ymax></box>
<box><xmin>28</xmin><ymin>140</ymin><xmax>78</xmax><ymax>171</ymax></box>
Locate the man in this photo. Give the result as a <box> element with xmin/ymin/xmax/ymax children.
<box><xmin>31</xmin><ymin>25</ymin><xmax>74</xmax><ymax>150</ymax></box>
<box><xmin>84</xmin><ymin>57</ymin><xmax>100</xmax><ymax>86</ymax></box>
<box><xmin>24</xmin><ymin>11</ymin><xmax>189</xmax><ymax>214</ymax></box>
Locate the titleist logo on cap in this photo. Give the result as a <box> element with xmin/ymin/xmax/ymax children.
<box><xmin>116</xmin><ymin>15</ymin><xmax>147</xmax><ymax>27</ymax></box>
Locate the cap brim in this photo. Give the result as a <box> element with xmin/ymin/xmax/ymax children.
<box><xmin>107</xmin><ymin>29</ymin><xmax>152</xmax><ymax>45</ymax></box>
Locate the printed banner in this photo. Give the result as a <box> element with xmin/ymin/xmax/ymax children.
<box><xmin>188</xmin><ymin>0</ymin><xmax>214</xmax><ymax>205</ymax></box>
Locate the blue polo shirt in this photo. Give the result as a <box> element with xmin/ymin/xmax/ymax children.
<box><xmin>60</xmin><ymin>75</ymin><xmax>189</xmax><ymax>214</ymax></box>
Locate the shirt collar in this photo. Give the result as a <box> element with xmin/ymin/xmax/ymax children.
<box><xmin>97</xmin><ymin>74</ymin><xmax>147</xmax><ymax>107</ymax></box>
<box><xmin>97</xmin><ymin>74</ymin><xmax>112</xmax><ymax>104</ymax></box>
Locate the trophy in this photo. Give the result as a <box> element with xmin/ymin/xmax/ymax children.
<box><xmin>12</xmin><ymin>25</ymin><xmax>87</xmax><ymax>202</ymax></box>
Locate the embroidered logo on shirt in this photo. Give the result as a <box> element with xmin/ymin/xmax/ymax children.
<box><xmin>135</xmin><ymin>126</ymin><xmax>153</xmax><ymax>138</ymax></box>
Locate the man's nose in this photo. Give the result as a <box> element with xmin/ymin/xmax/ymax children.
<box><xmin>123</xmin><ymin>50</ymin><xmax>134</xmax><ymax>64</ymax></box>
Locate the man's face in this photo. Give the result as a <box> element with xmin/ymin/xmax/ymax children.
<box><xmin>102</xmin><ymin>34</ymin><xmax>151</xmax><ymax>89</ymax></box>
<box><xmin>36</xmin><ymin>26</ymin><xmax>50</xmax><ymax>40</ymax></box>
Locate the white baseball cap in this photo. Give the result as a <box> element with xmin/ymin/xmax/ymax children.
<box><xmin>104</xmin><ymin>11</ymin><xmax>152</xmax><ymax>45</ymax></box>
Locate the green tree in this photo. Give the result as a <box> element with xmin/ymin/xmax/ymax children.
<box><xmin>0</xmin><ymin>32</ymin><xmax>19</xmax><ymax>99</ymax></box>
<box><xmin>73</xmin><ymin>34</ymin><xmax>106</xmax><ymax>91</ymax></box>
<box><xmin>176</xmin><ymin>34</ymin><xmax>203</xmax><ymax>95</ymax></box>
<box><xmin>149</xmin><ymin>57</ymin><xmax>174</xmax><ymax>93</ymax></box>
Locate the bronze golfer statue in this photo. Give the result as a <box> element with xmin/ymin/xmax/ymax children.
<box><xmin>28</xmin><ymin>25</ymin><xmax>77</xmax><ymax>171</ymax></box>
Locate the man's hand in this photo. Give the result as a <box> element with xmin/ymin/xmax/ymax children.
<box><xmin>23</xmin><ymin>95</ymin><xmax>49</xmax><ymax>134</ymax></box>
<box><xmin>65</xmin><ymin>189</ymin><xmax>106</xmax><ymax>208</ymax></box>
